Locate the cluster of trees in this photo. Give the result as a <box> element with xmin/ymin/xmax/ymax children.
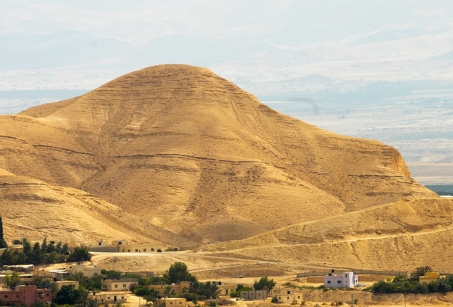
<box><xmin>130</xmin><ymin>262</ymin><xmax>220</xmax><ymax>303</ymax></box>
<box><xmin>369</xmin><ymin>266</ymin><xmax>453</xmax><ymax>294</ymax></box>
<box><xmin>0</xmin><ymin>216</ymin><xmax>8</xmax><ymax>249</ymax></box>
<box><xmin>253</xmin><ymin>276</ymin><xmax>276</xmax><ymax>292</ymax></box>
<box><xmin>0</xmin><ymin>237</ymin><xmax>91</xmax><ymax>265</ymax></box>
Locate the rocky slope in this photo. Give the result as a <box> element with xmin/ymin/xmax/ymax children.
<box><xmin>0</xmin><ymin>168</ymin><xmax>194</xmax><ymax>246</ymax></box>
<box><xmin>197</xmin><ymin>197</ymin><xmax>453</xmax><ymax>271</ymax></box>
<box><xmin>0</xmin><ymin>64</ymin><xmax>435</xmax><ymax>243</ymax></box>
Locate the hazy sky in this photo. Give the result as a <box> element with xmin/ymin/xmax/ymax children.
<box><xmin>1</xmin><ymin>1</ymin><xmax>453</xmax><ymax>92</ymax></box>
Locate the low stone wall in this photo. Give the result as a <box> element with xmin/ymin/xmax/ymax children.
<box><xmin>305</xmin><ymin>274</ymin><xmax>392</xmax><ymax>283</ymax></box>
<box><xmin>294</xmin><ymin>290</ymin><xmax>453</xmax><ymax>305</ymax></box>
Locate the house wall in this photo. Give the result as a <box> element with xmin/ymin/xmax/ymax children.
<box><xmin>147</xmin><ymin>282</ymin><xmax>191</xmax><ymax>296</ymax></box>
<box><xmin>239</xmin><ymin>290</ymin><xmax>268</xmax><ymax>300</ymax></box>
<box><xmin>277</xmin><ymin>293</ymin><xmax>303</xmax><ymax>304</ymax></box>
<box><xmin>0</xmin><ymin>285</ymin><xmax>52</xmax><ymax>306</ymax></box>
<box><xmin>91</xmin><ymin>292</ymin><xmax>129</xmax><ymax>303</ymax></box>
<box><xmin>70</xmin><ymin>264</ymin><xmax>102</xmax><ymax>277</ymax></box>
<box><xmin>324</xmin><ymin>272</ymin><xmax>357</xmax><ymax>288</ymax></box>
<box><xmin>218</xmin><ymin>284</ymin><xmax>236</xmax><ymax>296</ymax></box>
<box><xmin>102</xmin><ymin>279</ymin><xmax>138</xmax><ymax>291</ymax></box>
<box><xmin>155</xmin><ymin>298</ymin><xmax>187</xmax><ymax>307</ymax></box>
<box><xmin>118</xmin><ymin>243</ymin><xmax>159</xmax><ymax>253</ymax></box>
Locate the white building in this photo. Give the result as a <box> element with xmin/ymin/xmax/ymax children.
<box><xmin>324</xmin><ymin>272</ymin><xmax>358</xmax><ymax>288</ymax></box>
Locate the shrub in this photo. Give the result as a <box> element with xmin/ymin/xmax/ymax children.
<box><xmin>271</xmin><ymin>297</ymin><xmax>279</xmax><ymax>303</ymax></box>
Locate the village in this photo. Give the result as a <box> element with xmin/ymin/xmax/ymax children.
<box><xmin>0</xmin><ymin>238</ymin><xmax>451</xmax><ymax>307</ymax></box>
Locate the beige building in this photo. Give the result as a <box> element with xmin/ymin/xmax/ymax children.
<box><xmin>70</xmin><ymin>264</ymin><xmax>102</xmax><ymax>277</ymax></box>
<box><xmin>147</xmin><ymin>282</ymin><xmax>191</xmax><ymax>296</ymax></box>
<box><xmin>88</xmin><ymin>239</ymin><xmax>170</xmax><ymax>253</ymax></box>
<box><xmin>102</xmin><ymin>278</ymin><xmax>138</xmax><ymax>291</ymax></box>
<box><xmin>277</xmin><ymin>290</ymin><xmax>303</xmax><ymax>304</ymax></box>
<box><xmin>218</xmin><ymin>284</ymin><xmax>236</xmax><ymax>296</ymax></box>
<box><xmin>154</xmin><ymin>298</ymin><xmax>187</xmax><ymax>307</ymax></box>
<box><xmin>55</xmin><ymin>281</ymin><xmax>79</xmax><ymax>290</ymax></box>
<box><xmin>90</xmin><ymin>291</ymin><xmax>129</xmax><ymax>304</ymax></box>
<box><xmin>113</xmin><ymin>240</ymin><xmax>160</xmax><ymax>253</ymax></box>
<box><xmin>420</xmin><ymin>272</ymin><xmax>445</xmax><ymax>284</ymax></box>
<box><xmin>47</xmin><ymin>270</ymin><xmax>71</xmax><ymax>281</ymax></box>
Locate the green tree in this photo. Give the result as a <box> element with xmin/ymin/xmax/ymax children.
<box><xmin>47</xmin><ymin>241</ymin><xmax>56</xmax><ymax>253</ymax></box>
<box><xmin>253</xmin><ymin>276</ymin><xmax>276</xmax><ymax>292</ymax></box>
<box><xmin>8</xmin><ymin>271</ymin><xmax>21</xmax><ymax>288</ymax></box>
<box><xmin>62</xmin><ymin>243</ymin><xmax>69</xmax><ymax>255</ymax></box>
<box><xmin>165</xmin><ymin>262</ymin><xmax>197</xmax><ymax>283</ymax></box>
<box><xmin>22</xmin><ymin>238</ymin><xmax>31</xmax><ymax>252</ymax></box>
<box><xmin>87</xmin><ymin>298</ymin><xmax>99</xmax><ymax>307</ymax></box>
<box><xmin>54</xmin><ymin>285</ymin><xmax>85</xmax><ymax>305</ymax></box>
<box><xmin>392</xmin><ymin>275</ymin><xmax>408</xmax><ymax>284</ymax></box>
<box><xmin>190</xmin><ymin>281</ymin><xmax>219</xmax><ymax>299</ymax></box>
<box><xmin>67</xmin><ymin>246</ymin><xmax>91</xmax><ymax>262</ymax></box>
<box><xmin>55</xmin><ymin>242</ymin><xmax>62</xmax><ymax>254</ymax></box>
<box><xmin>0</xmin><ymin>215</ymin><xmax>8</xmax><ymax>249</ymax></box>
<box><xmin>41</xmin><ymin>237</ymin><xmax>48</xmax><ymax>253</ymax></box>
<box><xmin>102</xmin><ymin>270</ymin><xmax>122</xmax><ymax>279</ymax></box>
<box><xmin>5</xmin><ymin>273</ymin><xmax>11</xmax><ymax>286</ymax></box>
<box><xmin>163</xmin><ymin>286</ymin><xmax>176</xmax><ymax>298</ymax></box>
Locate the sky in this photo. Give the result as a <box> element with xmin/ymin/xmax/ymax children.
<box><xmin>1</xmin><ymin>0</ymin><xmax>453</xmax><ymax>93</ymax></box>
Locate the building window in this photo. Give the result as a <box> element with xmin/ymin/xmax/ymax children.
<box><xmin>345</xmin><ymin>274</ymin><xmax>348</xmax><ymax>277</ymax></box>
<box><xmin>16</xmin><ymin>295</ymin><xmax>19</xmax><ymax>298</ymax></box>
<box><xmin>135</xmin><ymin>249</ymin><xmax>138</xmax><ymax>252</ymax></box>
<box><xmin>47</xmin><ymin>293</ymin><xmax>50</xmax><ymax>297</ymax></box>
<box><xmin>287</xmin><ymin>291</ymin><xmax>290</xmax><ymax>294</ymax></box>
<box><xmin>179</xmin><ymin>302</ymin><xmax>182</xmax><ymax>304</ymax></box>
<box><xmin>128</xmin><ymin>249</ymin><xmax>130</xmax><ymax>252</ymax></box>
<box><xmin>115</xmin><ymin>285</ymin><xmax>118</xmax><ymax>288</ymax></box>
<box><xmin>170</xmin><ymin>302</ymin><xmax>173</xmax><ymax>305</ymax></box>
<box><xmin>298</xmin><ymin>296</ymin><xmax>300</xmax><ymax>299</ymax></box>
<box><xmin>327</xmin><ymin>281</ymin><xmax>331</xmax><ymax>283</ymax></box>
<box><xmin>4</xmin><ymin>295</ymin><xmax>8</xmax><ymax>298</ymax></box>
<box><xmin>144</xmin><ymin>249</ymin><xmax>146</xmax><ymax>252</ymax></box>
<box><xmin>338</xmin><ymin>281</ymin><xmax>341</xmax><ymax>284</ymax></box>
<box><xmin>123</xmin><ymin>284</ymin><xmax>126</xmax><ymax>287</ymax></box>
<box><xmin>151</xmin><ymin>248</ymin><xmax>154</xmax><ymax>251</ymax></box>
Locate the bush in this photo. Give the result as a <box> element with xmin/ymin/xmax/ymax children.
<box><xmin>271</xmin><ymin>297</ymin><xmax>279</xmax><ymax>303</ymax></box>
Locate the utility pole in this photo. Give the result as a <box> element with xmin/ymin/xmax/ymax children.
<box><xmin>351</xmin><ymin>294</ymin><xmax>354</xmax><ymax>307</ymax></box>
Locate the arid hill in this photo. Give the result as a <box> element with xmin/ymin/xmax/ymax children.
<box><xmin>0</xmin><ymin>167</ymin><xmax>194</xmax><ymax>247</ymax></box>
<box><xmin>0</xmin><ymin>64</ymin><xmax>435</xmax><ymax>243</ymax></box>
<box><xmin>197</xmin><ymin>197</ymin><xmax>453</xmax><ymax>271</ymax></box>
